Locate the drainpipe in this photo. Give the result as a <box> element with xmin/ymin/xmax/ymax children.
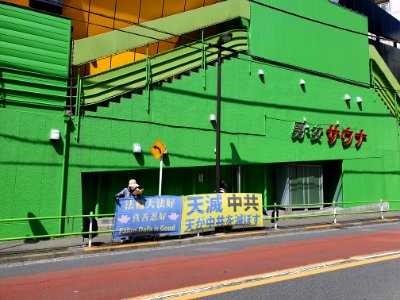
<box><xmin>59</xmin><ymin>114</ymin><xmax>71</xmax><ymax>234</ymax></box>
<box><xmin>75</xmin><ymin>66</ymin><xmax>82</xmax><ymax>143</ymax></box>
<box><xmin>202</xmin><ymin>30</ymin><xmax>207</xmax><ymax>90</ymax></box>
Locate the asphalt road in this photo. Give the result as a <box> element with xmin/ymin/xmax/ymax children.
<box><xmin>0</xmin><ymin>222</ymin><xmax>399</xmax><ymax>300</ymax></box>
<box><xmin>200</xmin><ymin>258</ymin><xmax>400</xmax><ymax>300</ymax></box>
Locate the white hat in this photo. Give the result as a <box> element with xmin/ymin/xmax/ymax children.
<box><xmin>128</xmin><ymin>179</ymin><xmax>139</xmax><ymax>189</ymax></box>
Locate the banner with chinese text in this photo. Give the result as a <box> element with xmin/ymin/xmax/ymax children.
<box><xmin>181</xmin><ymin>193</ymin><xmax>263</xmax><ymax>233</ymax></box>
<box><xmin>113</xmin><ymin>196</ymin><xmax>182</xmax><ymax>240</ymax></box>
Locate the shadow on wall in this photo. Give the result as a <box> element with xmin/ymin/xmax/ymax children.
<box><xmin>230</xmin><ymin>143</ymin><xmax>244</xmax><ymax>164</ymax></box>
<box><xmin>25</xmin><ymin>212</ymin><xmax>49</xmax><ymax>243</ymax></box>
<box><xmin>133</xmin><ymin>152</ymin><xmax>145</xmax><ymax>166</ymax></box>
<box><xmin>51</xmin><ymin>137</ymin><xmax>64</xmax><ymax>155</ymax></box>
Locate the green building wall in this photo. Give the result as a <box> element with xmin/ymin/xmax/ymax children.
<box><xmin>0</xmin><ymin>1</ymin><xmax>399</xmax><ymax>238</ymax></box>
<box><xmin>250</xmin><ymin>0</ymin><xmax>370</xmax><ymax>84</ymax></box>
<box><xmin>71</xmin><ymin>56</ymin><xmax>399</xmax><ymax>214</ymax></box>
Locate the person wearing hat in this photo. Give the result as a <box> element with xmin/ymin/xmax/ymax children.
<box><xmin>115</xmin><ymin>179</ymin><xmax>143</xmax><ymax>243</ymax></box>
<box><xmin>115</xmin><ymin>179</ymin><xmax>144</xmax><ymax>203</ymax></box>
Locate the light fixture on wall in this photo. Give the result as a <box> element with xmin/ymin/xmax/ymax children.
<box><xmin>336</xmin><ymin>120</ymin><xmax>340</xmax><ymax>125</ymax></box>
<box><xmin>258</xmin><ymin>69</ymin><xmax>264</xmax><ymax>76</ymax></box>
<box><xmin>50</xmin><ymin>129</ymin><xmax>60</xmax><ymax>141</ymax></box>
<box><xmin>209</xmin><ymin>114</ymin><xmax>216</xmax><ymax>122</ymax></box>
<box><xmin>133</xmin><ymin>143</ymin><xmax>142</xmax><ymax>154</ymax></box>
<box><xmin>299</xmin><ymin>79</ymin><xmax>306</xmax><ymax>86</ymax></box>
<box><xmin>345</xmin><ymin>94</ymin><xmax>351</xmax><ymax>101</ymax></box>
<box><xmin>356</xmin><ymin>96</ymin><xmax>363</xmax><ymax>103</ymax></box>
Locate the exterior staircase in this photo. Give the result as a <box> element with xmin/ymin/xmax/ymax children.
<box><xmin>78</xmin><ymin>30</ymin><xmax>248</xmax><ymax>112</ymax></box>
<box><xmin>369</xmin><ymin>45</ymin><xmax>400</xmax><ymax>124</ymax></box>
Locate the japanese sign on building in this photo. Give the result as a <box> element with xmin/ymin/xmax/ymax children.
<box><xmin>113</xmin><ymin>196</ymin><xmax>182</xmax><ymax>240</ymax></box>
<box><xmin>291</xmin><ymin>122</ymin><xmax>367</xmax><ymax>149</ymax></box>
<box><xmin>181</xmin><ymin>193</ymin><xmax>263</xmax><ymax>233</ymax></box>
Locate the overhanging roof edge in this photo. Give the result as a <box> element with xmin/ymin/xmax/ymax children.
<box><xmin>72</xmin><ymin>0</ymin><xmax>250</xmax><ymax>66</ymax></box>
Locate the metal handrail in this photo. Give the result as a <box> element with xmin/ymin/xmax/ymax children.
<box><xmin>264</xmin><ymin>200</ymin><xmax>400</xmax><ymax>228</ymax></box>
<box><xmin>79</xmin><ymin>29</ymin><xmax>248</xmax><ymax>106</ymax></box>
<box><xmin>0</xmin><ymin>213</ymin><xmax>114</xmax><ymax>223</ymax></box>
<box><xmin>0</xmin><ymin>212</ymin><xmax>114</xmax><ymax>243</ymax></box>
<box><xmin>0</xmin><ymin>200</ymin><xmax>399</xmax><ymax>244</ymax></box>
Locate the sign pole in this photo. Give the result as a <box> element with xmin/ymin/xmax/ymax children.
<box><xmin>150</xmin><ymin>139</ymin><xmax>167</xmax><ymax>196</ymax></box>
<box><xmin>159</xmin><ymin>155</ymin><xmax>163</xmax><ymax>196</ymax></box>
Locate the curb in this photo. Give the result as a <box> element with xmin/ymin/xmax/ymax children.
<box><xmin>1</xmin><ymin>218</ymin><xmax>399</xmax><ymax>265</ymax></box>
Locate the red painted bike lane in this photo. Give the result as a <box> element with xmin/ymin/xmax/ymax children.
<box><xmin>1</xmin><ymin>229</ymin><xmax>399</xmax><ymax>300</ymax></box>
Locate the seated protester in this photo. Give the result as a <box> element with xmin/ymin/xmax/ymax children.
<box><xmin>115</xmin><ymin>179</ymin><xmax>144</xmax><ymax>203</ymax></box>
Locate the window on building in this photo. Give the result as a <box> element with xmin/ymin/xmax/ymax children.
<box><xmin>276</xmin><ymin>164</ymin><xmax>324</xmax><ymax>208</ymax></box>
<box><xmin>288</xmin><ymin>165</ymin><xmax>323</xmax><ymax>206</ymax></box>
<box><xmin>30</xmin><ymin>0</ymin><xmax>63</xmax><ymax>15</ymax></box>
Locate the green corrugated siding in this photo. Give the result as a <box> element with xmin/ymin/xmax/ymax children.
<box><xmin>0</xmin><ymin>3</ymin><xmax>71</xmax><ymax>76</ymax></box>
<box><xmin>0</xmin><ymin>3</ymin><xmax>71</xmax><ymax>107</ymax></box>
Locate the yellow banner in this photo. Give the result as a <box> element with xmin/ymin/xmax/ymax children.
<box><xmin>181</xmin><ymin>193</ymin><xmax>263</xmax><ymax>233</ymax></box>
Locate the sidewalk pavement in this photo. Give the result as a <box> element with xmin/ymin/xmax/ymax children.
<box><xmin>0</xmin><ymin>210</ymin><xmax>399</xmax><ymax>264</ymax></box>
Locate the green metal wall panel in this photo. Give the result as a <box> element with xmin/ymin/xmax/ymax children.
<box><xmin>0</xmin><ymin>3</ymin><xmax>71</xmax><ymax>76</ymax></box>
<box><xmin>0</xmin><ymin>109</ymin><xmax>65</xmax><ymax>237</ymax></box>
<box><xmin>249</xmin><ymin>0</ymin><xmax>370</xmax><ymax>84</ymax></box>
<box><xmin>1</xmin><ymin>54</ymin><xmax>399</xmax><ymax>237</ymax></box>
<box><xmin>1</xmin><ymin>1</ymin><xmax>399</xmax><ymax>239</ymax></box>
<box><xmin>0</xmin><ymin>3</ymin><xmax>71</xmax><ymax>108</ymax></box>
<box><xmin>70</xmin><ymin>56</ymin><xmax>399</xmax><ymax>215</ymax></box>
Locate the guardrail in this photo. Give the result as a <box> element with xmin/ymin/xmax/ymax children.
<box><xmin>0</xmin><ymin>213</ymin><xmax>114</xmax><ymax>246</ymax></box>
<box><xmin>265</xmin><ymin>199</ymin><xmax>400</xmax><ymax>230</ymax></box>
<box><xmin>0</xmin><ymin>199</ymin><xmax>399</xmax><ymax>247</ymax></box>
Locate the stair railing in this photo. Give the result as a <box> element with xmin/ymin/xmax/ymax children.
<box><xmin>79</xmin><ymin>29</ymin><xmax>248</xmax><ymax>106</ymax></box>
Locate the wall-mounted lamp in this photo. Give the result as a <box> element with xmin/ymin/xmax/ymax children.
<box><xmin>133</xmin><ymin>143</ymin><xmax>142</xmax><ymax>154</ymax></box>
<box><xmin>299</xmin><ymin>79</ymin><xmax>306</xmax><ymax>86</ymax></box>
<box><xmin>258</xmin><ymin>69</ymin><xmax>264</xmax><ymax>76</ymax></box>
<box><xmin>50</xmin><ymin>129</ymin><xmax>60</xmax><ymax>141</ymax></box>
<box><xmin>209</xmin><ymin>114</ymin><xmax>216</xmax><ymax>122</ymax></box>
<box><xmin>336</xmin><ymin>120</ymin><xmax>340</xmax><ymax>125</ymax></box>
<box><xmin>345</xmin><ymin>94</ymin><xmax>351</xmax><ymax>101</ymax></box>
<box><xmin>356</xmin><ymin>96</ymin><xmax>363</xmax><ymax>103</ymax></box>
<box><xmin>303</xmin><ymin>117</ymin><xmax>307</xmax><ymax>122</ymax></box>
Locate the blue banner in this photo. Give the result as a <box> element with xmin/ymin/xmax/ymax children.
<box><xmin>113</xmin><ymin>196</ymin><xmax>182</xmax><ymax>240</ymax></box>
